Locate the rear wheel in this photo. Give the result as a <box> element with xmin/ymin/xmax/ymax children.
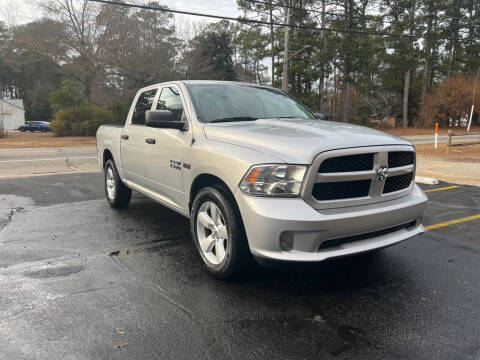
<box><xmin>190</xmin><ymin>186</ymin><xmax>251</xmax><ymax>280</ymax></box>
<box><xmin>104</xmin><ymin>159</ymin><xmax>132</xmax><ymax>208</ymax></box>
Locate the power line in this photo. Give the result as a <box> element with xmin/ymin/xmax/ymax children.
<box><xmin>247</xmin><ymin>0</ymin><xmax>424</xmax><ymax>29</ymax></box>
<box><xmin>367</xmin><ymin>0</ymin><xmax>467</xmax><ymax>22</ymax></box>
<box><xmin>88</xmin><ymin>0</ymin><xmax>418</xmax><ymax>38</ymax></box>
<box><xmin>245</xmin><ymin>0</ymin><xmax>475</xmax><ymax>35</ymax></box>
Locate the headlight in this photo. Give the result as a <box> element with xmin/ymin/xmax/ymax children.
<box><xmin>239</xmin><ymin>164</ymin><xmax>307</xmax><ymax>197</ymax></box>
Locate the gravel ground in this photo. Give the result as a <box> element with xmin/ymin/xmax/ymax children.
<box><xmin>416</xmin><ymin>155</ymin><xmax>480</xmax><ymax>187</ymax></box>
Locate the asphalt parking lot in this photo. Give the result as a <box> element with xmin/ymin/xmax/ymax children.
<box><xmin>1</xmin><ymin>172</ymin><xmax>479</xmax><ymax>359</ymax></box>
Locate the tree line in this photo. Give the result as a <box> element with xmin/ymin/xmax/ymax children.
<box><xmin>0</xmin><ymin>0</ymin><xmax>479</xmax><ymax>135</ymax></box>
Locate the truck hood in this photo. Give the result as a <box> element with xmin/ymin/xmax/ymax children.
<box><xmin>204</xmin><ymin>119</ymin><xmax>412</xmax><ymax>163</ymax></box>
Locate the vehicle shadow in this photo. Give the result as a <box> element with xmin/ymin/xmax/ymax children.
<box><xmin>126</xmin><ymin>194</ymin><xmax>416</xmax><ymax>296</ymax></box>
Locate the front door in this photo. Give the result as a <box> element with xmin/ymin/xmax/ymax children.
<box><xmin>121</xmin><ymin>88</ymin><xmax>158</xmax><ymax>187</ymax></box>
<box><xmin>144</xmin><ymin>85</ymin><xmax>191</xmax><ymax>211</ymax></box>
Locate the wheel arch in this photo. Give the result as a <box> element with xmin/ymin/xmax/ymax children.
<box><xmin>103</xmin><ymin>149</ymin><xmax>114</xmax><ymax>168</ymax></box>
<box><xmin>189</xmin><ymin>173</ymin><xmax>237</xmax><ymax>213</ymax></box>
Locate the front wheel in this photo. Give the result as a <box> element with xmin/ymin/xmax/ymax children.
<box><xmin>104</xmin><ymin>159</ymin><xmax>132</xmax><ymax>208</ymax></box>
<box><xmin>190</xmin><ymin>186</ymin><xmax>251</xmax><ymax>280</ymax></box>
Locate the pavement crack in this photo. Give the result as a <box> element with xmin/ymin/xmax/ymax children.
<box><xmin>108</xmin><ymin>255</ymin><xmax>229</xmax><ymax>358</ymax></box>
<box><xmin>109</xmin><ymin>255</ymin><xmax>194</xmax><ymax>318</ymax></box>
<box><xmin>0</xmin><ymin>207</ymin><xmax>25</xmax><ymax>232</ymax></box>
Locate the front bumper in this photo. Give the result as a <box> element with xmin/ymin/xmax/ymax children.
<box><xmin>234</xmin><ymin>184</ymin><xmax>427</xmax><ymax>262</ymax></box>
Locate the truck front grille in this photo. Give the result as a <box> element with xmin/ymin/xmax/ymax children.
<box><xmin>304</xmin><ymin>146</ymin><xmax>416</xmax><ymax>209</ymax></box>
<box><xmin>318</xmin><ymin>153</ymin><xmax>374</xmax><ymax>173</ymax></box>
<box><xmin>383</xmin><ymin>172</ymin><xmax>413</xmax><ymax>194</ymax></box>
<box><xmin>312</xmin><ymin>180</ymin><xmax>371</xmax><ymax>201</ymax></box>
<box><xmin>388</xmin><ymin>151</ymin><xmax>415</xmax><ymax>168</ymax></box>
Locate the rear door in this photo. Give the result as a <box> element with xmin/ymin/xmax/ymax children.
<box><xmin>32</xmin><ymin>122</ymin><xmax>42</xmax><ymax>131</ymax></box>
<box><xmin>120</xmin><ymin>88</ymin><xmax>159</xmax><ymax>187</ymax></box>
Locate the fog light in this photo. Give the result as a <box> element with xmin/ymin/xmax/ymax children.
<box><xmin>280</xmin><ymin>232</ymin><xmax>294</xmax><ymax>251</ymax></box>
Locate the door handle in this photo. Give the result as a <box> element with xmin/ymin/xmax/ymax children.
<box><xmin>121</xmin><ymin>134</ymin><xmax>129</xmax><ymax>140</ymax></box>
<box><xmin>145</xmin><ymin>138</ymin><xmax>156</xmax><ymax>144</ymax></box>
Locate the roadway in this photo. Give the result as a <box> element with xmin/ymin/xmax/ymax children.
<box><xmin>403</xmin><ymin>133</ymin><xmax>480</xmax><ymax>144</ymax></box>
<box><xmin>0</xmin><ymin>146</ymin><xmax>98</xmax><ymax>177</ymax></box>
<box><xmin>1</xmin><ymin>131</ymin><xmax>478</xmax><ymax>178</ymax></box>
<box><xmin>0</xmin><ymin>173</ymin><xmax>479</xmax><ymax>359</ymax></box>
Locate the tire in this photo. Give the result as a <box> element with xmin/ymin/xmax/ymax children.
<box><xmin>190</xmin><ymin>186</ymin><xmax>251</xmax><ymax>280</ymax></box>
<box><xmin>104</xmin><ymin>159</ymin><xmax>132</xmax><ymax>208</ymax></box>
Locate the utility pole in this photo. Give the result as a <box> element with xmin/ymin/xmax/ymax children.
<box><xmin>402</xmin><ymin>0</ymin><xmax>416</xmax><ymax>128</ymax></box>
<box><xmin>467</xmin><ymin>66</ymin><xmax>480</xmax><ymax>132</ymax></box>
<box><xmin>270</xmin><ymin>5</ymin><xmax>274</xmax><ymax>86</ymax></box>
<box><xmin>319</xmin><ymin>0</ymin><xmax>326</xmax><ymax>110</ymax></box>
<box><xmin>281</xmin><ymin>1</ymin><xmax>290</xmax><ymax>92</ymax></box>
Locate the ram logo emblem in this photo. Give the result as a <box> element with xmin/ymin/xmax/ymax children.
<box><xmin>377</xmin><ymin>166</ymin><xmax>389</xmax><ymax>181</ymax></box>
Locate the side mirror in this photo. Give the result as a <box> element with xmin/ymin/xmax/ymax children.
<box><xmin>314</xmin><ymin>112</ymin><xmax>327</xmax><ymax>120</ymax></box>
<box><xmin>145</xmin><ymin>110</ymin><xmax>186</xmax><ymax>130</ymax></box>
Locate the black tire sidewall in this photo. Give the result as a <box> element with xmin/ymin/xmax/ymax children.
<box><xmin>191</xmin><ymin>187</ymin><xmax>243</xmax><ymax>279</ymax></box>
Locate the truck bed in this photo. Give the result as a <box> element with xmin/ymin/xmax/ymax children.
<box><xmin>96</xmin><ymin>125</ymin><xmax>124</xmax><ymax>172</ymax></box>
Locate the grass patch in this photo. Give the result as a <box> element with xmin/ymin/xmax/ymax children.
<box><xmin>0</xmin><ymin>131</ymin><xmax>96</xmax><ymax>149</ymax></box>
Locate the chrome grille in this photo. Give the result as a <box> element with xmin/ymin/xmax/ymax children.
<box><xmin>303</xmin><ymin>146</ymin><xmax>416</xmax><ymax>210</ymax></box>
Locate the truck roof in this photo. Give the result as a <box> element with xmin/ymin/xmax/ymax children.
<box><xmin>137</xmin><ymin>80</ymin><xmax>270</xmax><ymax>93</ymax></box>
<box><xmin>181</xmin><ymin>80</ymin><xmax>266</xmax><ymax>86</ymax></box>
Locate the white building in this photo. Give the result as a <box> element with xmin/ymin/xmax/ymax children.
<box><xmin>0</xmin><ymin>99</ymin><xmax>26</xmax><ymax>131</ymax></box>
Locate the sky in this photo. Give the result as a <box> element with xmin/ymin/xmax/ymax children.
<box><xmin>0</xmin><ymin>0</ymin><xmax>241</xmax><ymax>26</ymax></box>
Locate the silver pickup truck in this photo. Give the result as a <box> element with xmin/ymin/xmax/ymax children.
<box><xmin>96</xmin><ymin>80</ymin><xmax>427</xmax><ymax>279</ymax></box>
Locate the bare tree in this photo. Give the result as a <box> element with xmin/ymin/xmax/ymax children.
<box><xmin>39</xmin><ymin>0</ymin><xmax>104</xmax><ymax>103</ymax></box>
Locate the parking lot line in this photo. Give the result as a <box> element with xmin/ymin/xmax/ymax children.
<box><xmin>424</xmin><ymin>185</ymin><xmax>459</xmax><ymax>193</ymax></box>
<box><xmin>425</xmin><ymin>214</ymin><xmax>480</xmax><ymax>231</ymax></box>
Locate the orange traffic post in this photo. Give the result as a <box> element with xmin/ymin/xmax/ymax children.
<box><xmin>434</xmin><ymin>122</ymin><xmax>439</xmax><ymax>150</ymax></box>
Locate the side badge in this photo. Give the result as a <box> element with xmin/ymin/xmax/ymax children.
<box><xmin>170</xmin><ymin>160</ymin><xmax>181</xmax><ymax>171</ymax></box>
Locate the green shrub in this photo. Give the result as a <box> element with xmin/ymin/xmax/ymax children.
<box><xmin>51</xmin><ymin>105</ymin><xmax>114</xmax><ymax>136</ymax></box>
<box><xmin>49</xmin><ymin>79</ymin><xmax>85</xmax><ymax>111</ymax></box>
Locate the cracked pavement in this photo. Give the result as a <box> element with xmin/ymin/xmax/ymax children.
<box><xmin>0</xmin><ymin>173</ymin><xmax>479</xmax><ymax>359</ymax></box>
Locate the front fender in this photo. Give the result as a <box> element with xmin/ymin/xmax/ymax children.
<box><xmin>184</xmin><ymin>140</ymin><xmax>284</xmax><ymax>197</ymax></box>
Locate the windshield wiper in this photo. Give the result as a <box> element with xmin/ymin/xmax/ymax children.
<box><xmin>209</xmin><ymin>117</ymin><xmax>258</xmax><ymax>123</ymax></box>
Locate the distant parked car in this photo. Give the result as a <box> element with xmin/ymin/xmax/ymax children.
<box><xmin>18</xmin><ymin>121</ymin><xmax>51</xmax><ymax>132</ymax></box>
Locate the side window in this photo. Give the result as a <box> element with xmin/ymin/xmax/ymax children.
<box><xmin>132</xmin><ymin>89</ymin><xmax>157</xmax><ymax>125</ymax></box>
<box><xmin>157</xmin><ymin>87</ymin><xmax>185</xmax><ymax>122</ymax></box>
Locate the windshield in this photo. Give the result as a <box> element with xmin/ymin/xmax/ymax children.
<box><xmin>186</xmin><ymin>83</ymin><xmax>316</xmax><ymax>123</ymax></box>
